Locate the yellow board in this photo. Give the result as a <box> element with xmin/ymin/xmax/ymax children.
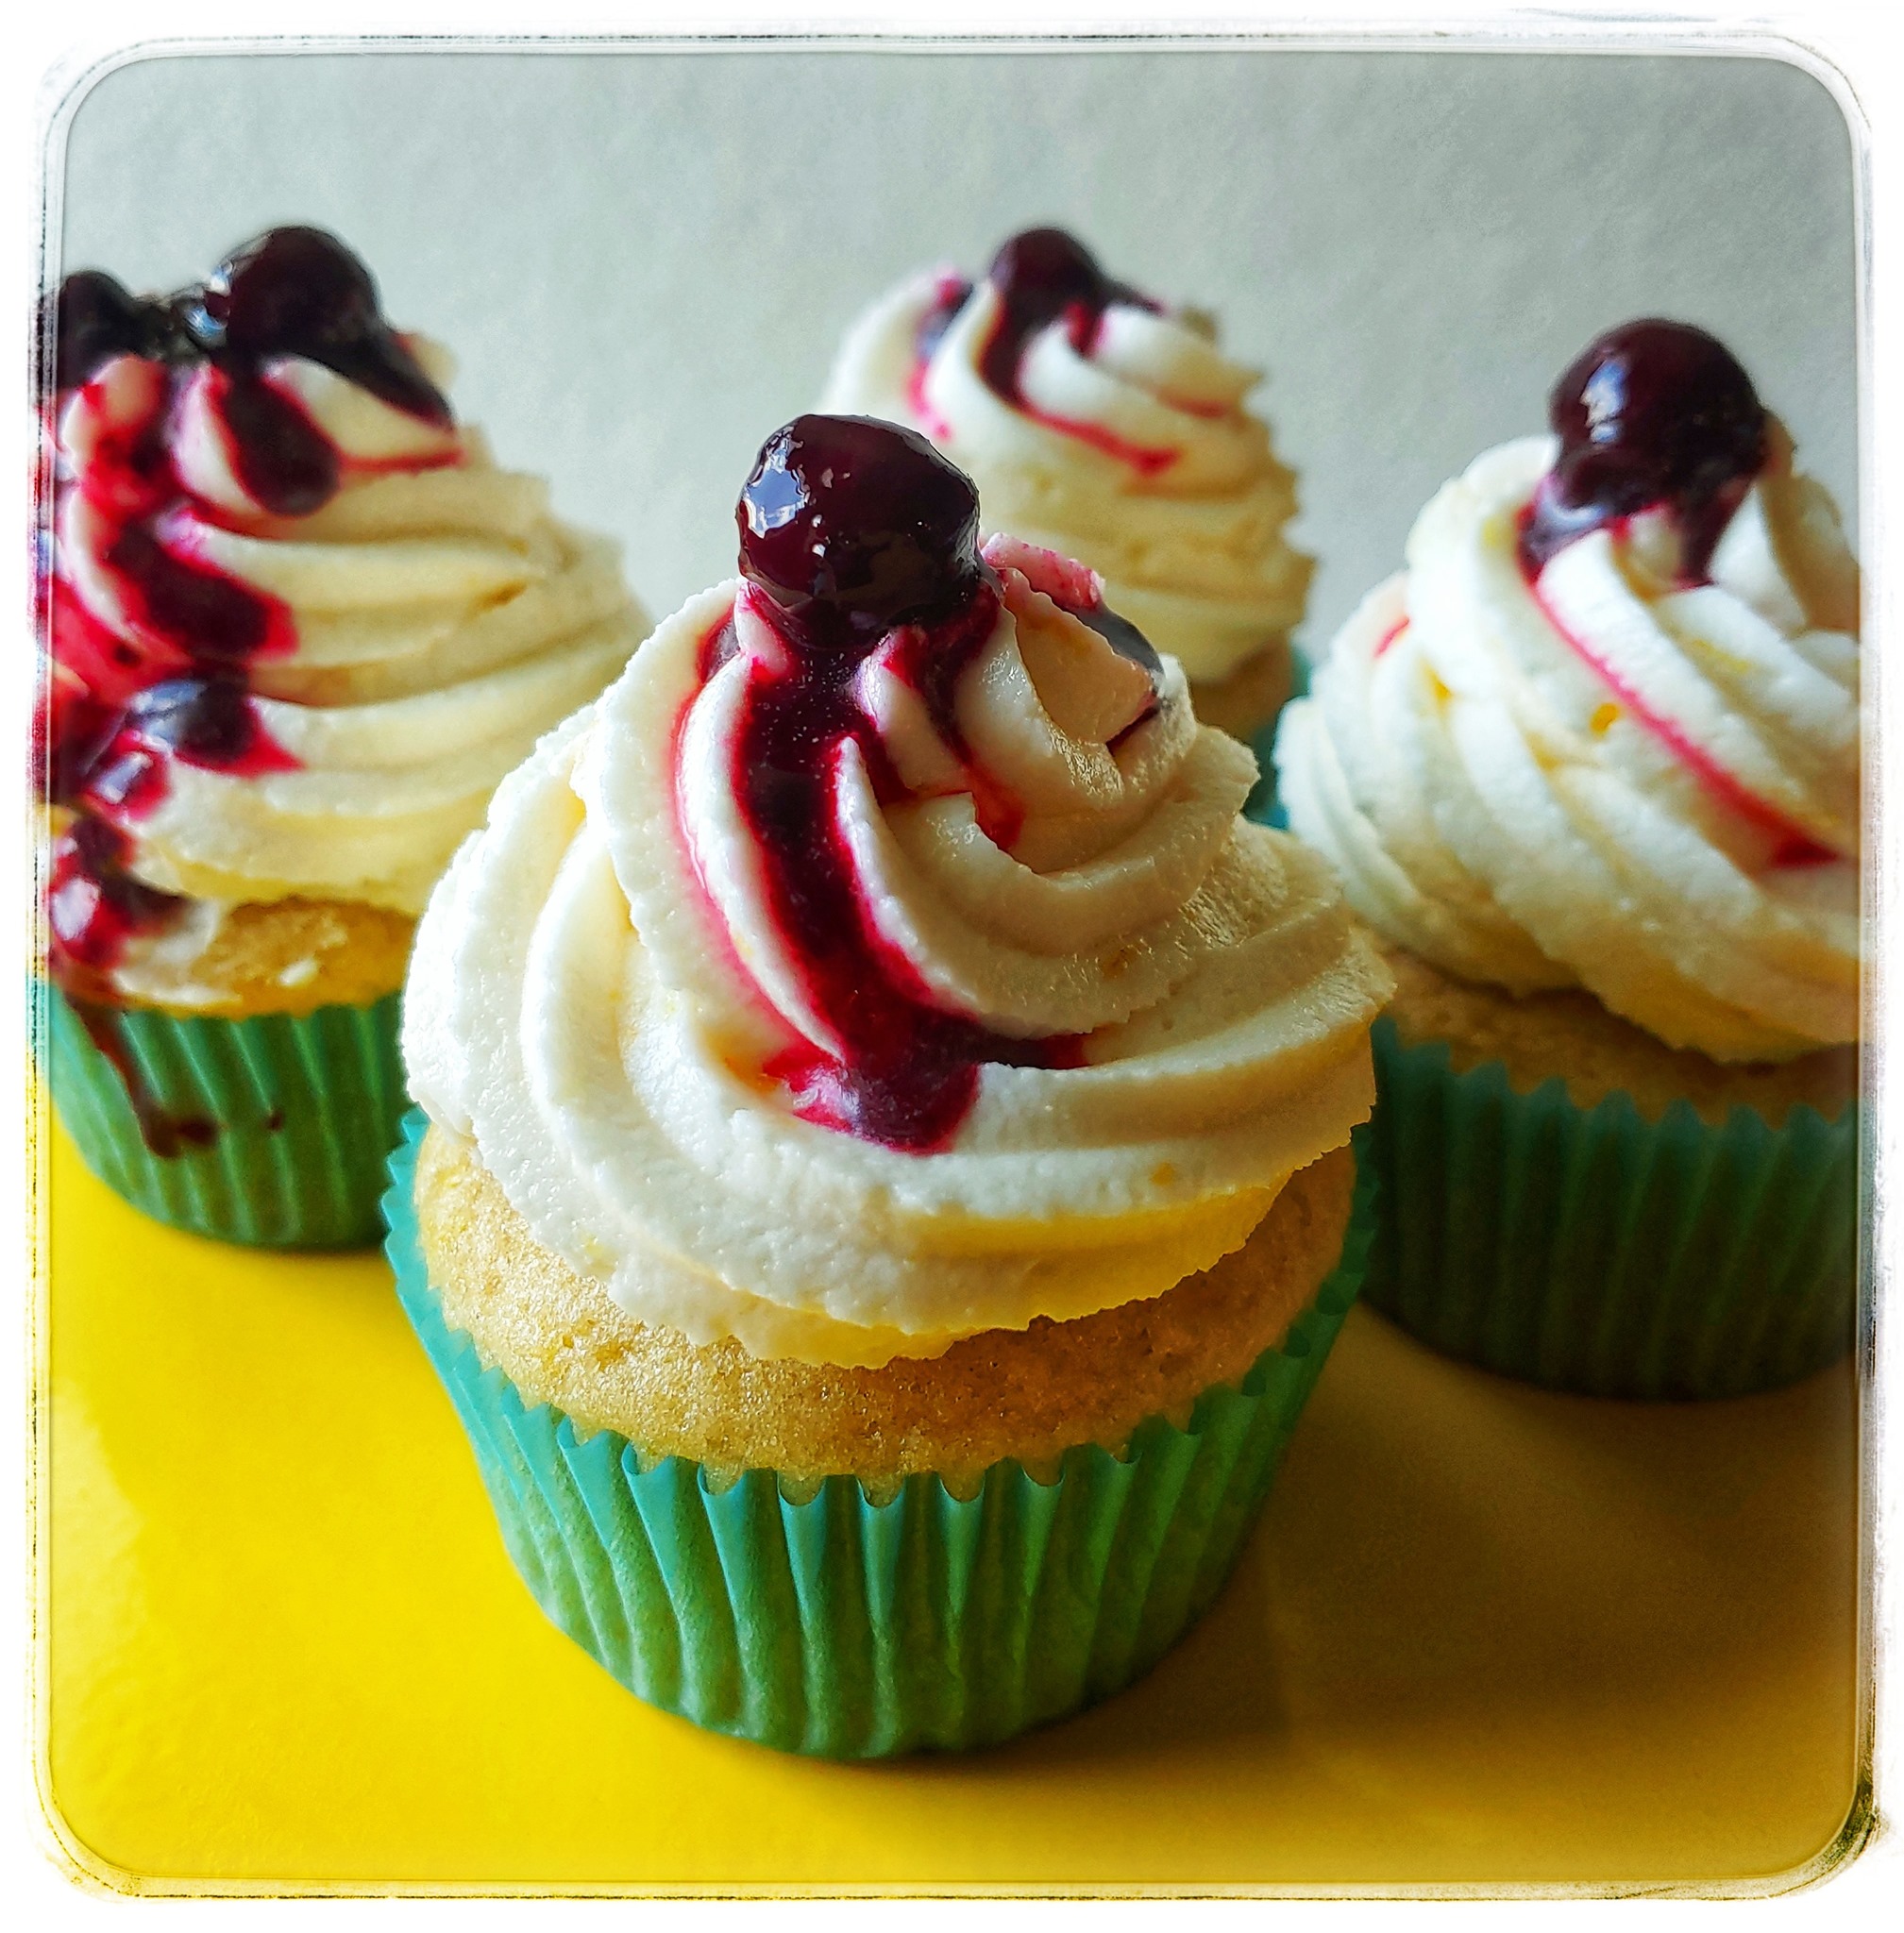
<box><xmin>38</xmin><ymin>1111</ymin><xmax>1862</xmax><ymax>1896</ymax></box>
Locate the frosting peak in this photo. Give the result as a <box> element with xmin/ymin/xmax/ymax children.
<box><xmin>819</xmin><ymin>229</ymin><xmax>1310</xmax><ymax>684</ymax></box>
<box><xmin>972</xmin><ymin>227</ymin><xmax>1161</xmax><ymax>415</ymax></box>
<box><xmin>691</xmin><ymin>418</ymin><xmax>1225</xmax><ymax>1151</ymax></box>
<box><xmin>36</xmin><ymin>228</ymin><xmax>648</xmax><ymax>1000</ymax></box>
<box><xmin>1276</xmin><ymin>324</ymin><xmax>1859</xmax><ymax>1065</ymax></box>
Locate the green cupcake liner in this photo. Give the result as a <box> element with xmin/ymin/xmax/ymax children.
<box><xmin>383</xmin><ymin>1109</ymin><xmax>1373</xmax><ymax>1758</ymax></box>
<box><xmin>1244</xmin><ymin>643</ymin><xmax>1310</xmax><ymax>827</ymax></box>
<box><xmin>1358</xmin><ymin>1017</ymin><xmax>1860</xmax><ymax>1400</ymax></box>
<box><xmin>42</xmin><ymin>979</ymin><xmax>407</xmax><ymax>1248</ymax></box>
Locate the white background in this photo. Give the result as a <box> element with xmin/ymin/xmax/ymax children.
<box><xmin>55</xmin><ymin>42</ymin><xmax>1857</xmax><ymax>654</ymax></box>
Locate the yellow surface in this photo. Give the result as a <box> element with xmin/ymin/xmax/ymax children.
<box><xmin>39</xmin><ymin>1112</ymin><xmax>1862</xmax><ymax>1896</ymax></box>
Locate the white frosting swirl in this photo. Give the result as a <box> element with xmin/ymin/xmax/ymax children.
<box><xmin>405</xmin><ymin>542</ymin><xmax>1388</xmax><ymax>1366</ymax></box>
<box><xmin>57</xmin><ymin>338</ymin><xmax>648</xmax><ymax>917</ymax></box>
<box><xmin>820</xmin><ymin>269</ymin><xmax>1309</xmax><ymax>682</ymax></box>
<box><xmin>1274</xmin><ymin>429</ymin><xmax>1860</xmax><ymax>1062</ymax></box>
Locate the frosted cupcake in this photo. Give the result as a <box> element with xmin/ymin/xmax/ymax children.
<box><xmin>1274</xmin><ymin>321</ymin><xmax>1860</xmax><ymax>1398</ymax></box>
<box><xmin>35</xmin><ymin>227</ymin><xmax>649</xmax><ymax>1246</ymax></box>
<box><xmin>390</xmin><ymin>415</ymin><xmax>1390</xmax><ymax>1756</ymax></box>
<box><xmin>821</xmin><ymin>227</ymin><xmax>1310</xmax><ymax>739</ymax></box>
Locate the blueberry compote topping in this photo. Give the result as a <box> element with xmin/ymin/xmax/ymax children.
<box><xmin>47</xmin><ymin>271</ymin><xmax>186</xmax><ymax>392</ymax></box>
<box><xmin>180</xmin><ymin>227</ymin><xmax>450</xmax><ymax>427</ymax></box>
<box><xmin>1517</xmin><ymin>319</ymin><xmax>1767</xmax><ymax>580</ymax></box>
<box><xmin>35</xmin><ymin>229</ymin><xmax>452</xmax><ymax>1101</ymax></box>
<box><xmin>741</xmin><ymin>413</ymin><xmax>986</xmax><ymax>646</ymax></box>
<box><xmin>1515</xmin><ymin>321</ymin><xmax>1831</xmax><ymax>867</ymax></box>
<box><xmin>79</xmin><ymin>678</ymin><xmax>298</xmax><ymax>819</ymax></box>
<box><xmin>729</xmin><ymin>414</ymin><xmax>1086</xmax><ymax>1152</ymax></box>
<box><xmin>43</xmin><ymin>820</ymin><xmax>217</xmax><ymax>1155</ymax></box>
<box><xmin>909</xmin><ymin>228</ymin><xmax>1171</xmax><ymax>466</ymax></box>
<box><xmin>913</xmin><ymin>273</ymin><xmax>974</xmax><ymax>368</ymax></box>
<box><xmin>976</xmin><ymin>227</ymin><xmax>1158</xmax><ymax>405</ymax></box>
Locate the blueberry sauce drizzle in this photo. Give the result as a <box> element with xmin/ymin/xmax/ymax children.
<box><xmin>727</xmin><ymin>414</ymin><xmax>1087</xmax><ymax>1151</ymax></box>
<box><xmin>976</xmin><ymin>228</ymin><xmax>1158</xmax><ymax>406</ymax></box>
<box><xmin>48</xmin><ymin>271</ymin><xmax>190</xmax><ymax>394</ymax></box>
<box><xmin>1077</xmin><ymin>600</ymin><xmax>1162</xmax><ymax>678</ymax></box>
<box><xmin>36</xmin><ymin>229</ymin><xmax>454</xmax><ymax>1143</ymax></box>
<box><xmin>913</xmin><ymin>273</ymin><xmax>973</xmax><ymax>368</ymax></box>
<box><xmin>80</xmin><ymin>678</ymin><xmax>300</xmax><ymax>820</ymax></box>
<box><xmin>1516</xmin><ymin>319</ymin><xmax>1767</xmax><ymax>580</ymax></box>
<box><xmin>67</xmin><ymin>992</ymin><xmax>219</xmax><ymax>1158</ymax></box>
<box><xmin>909</xmin><ymin>228</ymin><xmax>1176</xmax><ymax>472</ymax></box>
<box><xmin>1514</xmin><ymin>320</ymin><xmax>1832</xmax><ymax>867</ymax></box>
<box><xmin>44</xmin><ymin>821</ymin><xmax>216</xmax><ymax>1154</ymax></box>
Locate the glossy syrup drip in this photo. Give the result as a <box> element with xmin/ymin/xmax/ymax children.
<box><xmin>976</xmin><ymin>227</ymin><xmax>1158</xmax><ymax>406</ymax></box>
<box><xmin>215</xmin><ymin>367</ymin><xmax>342</xmax><ymax>514</ymax></box>
<box><xmin>909</xmin><ymin>228</ymin><xmax>1175</xmax><ymax>471</ymax></box>
<box><xmin>1516</xmin><ymin>318</ymin><xmax>1767</xmax><ymax>580</ymax></box>
<box><xmin>907</xmin><ymin>273</ymin><xmax>972</xmax><ymax>441</ymax></box>
<box><xmin>36</xmin><ymin>229</ymin><xmax>451</xmax><ymax>1141</ymax></box>
<box><xmin>68</xmin><ymin>994</ymin><xmax>219</xmax><ymax>1157</ymax></box>
<box><xmin>81</xmin><ymin>678</ymin><xmax>300</xmax><ymax>819</ymax></box>
<box><xmin>730</xmin><ymin>414</ymin><xmax>1085</xmax><ymax>1151</ymax></box>
<box><xmin>1512</xmin><ymin>322</ymin><xmax>1831</xmax><ymax>867</ymax></box>
<box><xmin>913</xmin><ymin>273</ymin><xmax>974</xmax><ymax>368</ymax></box>
<box><xmin>44</xmin><ymin>818</ymin><xmax>217</xmax><ymax>1153</ymax></box>
<box><xmin>46</xmin><ymin>817</ymin><xmax>187</xmax><ymax>975</ymax></box>
<box><xmin>97</xmin><ymin>518</ymin><xmax>295</xmax><ymax>665</ymax></box>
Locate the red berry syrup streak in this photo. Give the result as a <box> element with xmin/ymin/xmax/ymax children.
<box><xmin>36</xmin><ymin>228</ymin><xmax>456</xmax><ymax>1148</ymax></box>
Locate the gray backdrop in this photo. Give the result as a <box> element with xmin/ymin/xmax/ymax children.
<box><xmin>56</xmin><ymin>45</ymin><xmax>1858</xmax><ymax>654</ymax></box>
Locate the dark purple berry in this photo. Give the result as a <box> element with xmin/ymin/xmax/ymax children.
<box><xmin>218</xmin><ymin>370</ymin><xmax>341</xmax><ymax>516</ymax></box>
<box><xmin>975</xmin><ymin>227</ymin><xmax>1160</xmax><ymax>404</ymax></box>
<box><xmin>737</xmin><ymin>414</ymin><xmax>983</xmax><ymax>646</ymax></box>
<box><xmin>1549</xmin><ymin>319</ymin><xmax>1765</xmax><ymax>518</ymax></box>
<box><xmin>1521</xmin><ymin>319</ymin><xmax>1767</xmax><ymax>578</ymax></box>
<box><xmin>121</xmin><ymin>676</ymin><xmax>260</xmax><ymax>765</ymax></box>
<box><xmin>989</xmin><ymin>228</ymin><xmax>1104</xmax><ymax>319</ymax></box>
<box><xmin>182</xmin><ymin>226</ymin><xmax>450</xmax><ymax>425</ymax></box>
<box><xmin>45</xmin><ymin>271</ymin><xmax>182</xmax><ymax>394</ymax></box>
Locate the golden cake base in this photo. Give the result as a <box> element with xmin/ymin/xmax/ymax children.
<box><xmin>414</xmin><ymin>1128</ymin><xmax>1353</xmax><ymax>1488</ymax></box>
<box><xmin>106</xmin><ymin>896</ymin><xmax>416</xmax><ymax>1020</ymax></box>
<box><xmin>1382</xmin><ymin>945</ymin><xmax>1859</xmax><ymax>1128</ymax></box>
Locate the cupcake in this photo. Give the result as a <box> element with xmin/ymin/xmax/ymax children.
<box><xmin>1274</xmin><ymin>320</ymin><xmax>1861</xmax><ymax>1399</ymax></box>
<box><xmin>820</xmin><ymin>227</ymin><xmax>1311</xmax><ymax>740</ymax></box>
<box><xmin>34</xmin><ymin>227</ymin><xmax>649</xmax><ymax>1246</ymax></box>
<box><xmin>389</xmin><ymin>414</ymin><xmax>1390</xmax><ymax>1756</ymax></box>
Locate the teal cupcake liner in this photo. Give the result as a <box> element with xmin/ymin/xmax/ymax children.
<box><xmin>383</xmin><ymin>1109</ymin><xmax>1373</xmax><ymax>1758</ymax></box>
<box><xmin>42</xmin><ymin>979</ymin><xmax>407</xmax><ymax>1248</ymax></box>
<box><xmin>1359</xmin><ymin>1017</ymin><xmax>1860</xmax><ymax>1400</ymax></box>
<box><xmin>1244</xmin><ymin>642</ymin><xmax>1309</xmax><ymax>826</ymax></box>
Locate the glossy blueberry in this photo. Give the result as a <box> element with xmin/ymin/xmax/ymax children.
<box><xmin>1520</xmin><ymin>319</ymin><xmax>1767</xmax><ymax>578</ymax></box>
<box><xmin>738</xmin><ymin>414</ymin><xmax>983</xmax><ymax>646</ymax></box>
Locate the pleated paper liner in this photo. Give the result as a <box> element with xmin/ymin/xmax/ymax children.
<box><xmin>384</xmin><ymin>1110</ymin><xmax>1375</xmax><ymax>1759</ymax></box>
<box><xmin>42</xmin><ymin>979</ymin><xmax>407</xmax><ymax>1248</ymax></box>
<box><xmin>1359</xmin><ymin>1017</ymin><xmax>1859</xmax><ymax>1401</ymax></box>
<box><xmin>1244</xmin><ymin>643</ymin><xmax>1309</xmax><ymax>827</ymax></box>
